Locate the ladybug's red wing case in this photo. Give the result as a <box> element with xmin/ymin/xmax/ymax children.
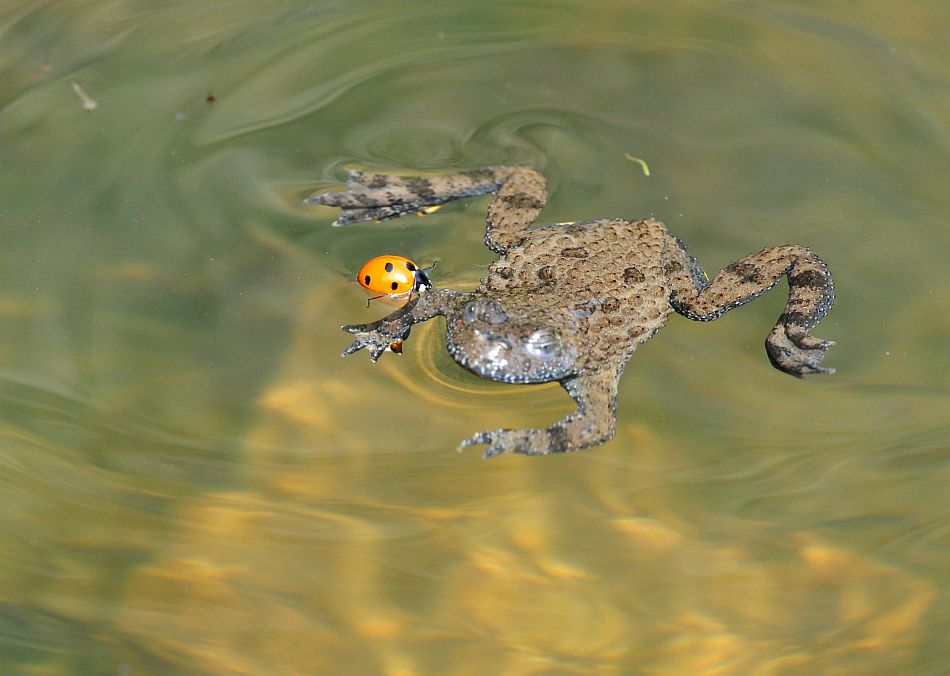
<box><xmin>356</xmin><ymin>255</ymin><xmax>421</xmax><ymax>295</ymax></box>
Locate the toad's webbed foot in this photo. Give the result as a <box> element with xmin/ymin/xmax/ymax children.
<box><xmin>341</xmin><ymin>321</ymin><xmax>411</xmax><ymax>362</ymax></box>
<box><xmin>340</xmin><ymin>296</ymin><xmax>420</xmax><ymax>362</ymax></box>
<box><xmin>766</xmin><ymin>325</ymin><xmax>835</xmax><ymax>376</ymax></box>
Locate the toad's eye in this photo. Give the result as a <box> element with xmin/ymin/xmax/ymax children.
<box><xmin>524</xmin><ymin>329</ymin><xmax>561</xmax><ymax>360</ymax></box>
<box><xmin>462</xmin><ymin>300</ymin><xmax>508</xmax><ymax>324</ymax></box>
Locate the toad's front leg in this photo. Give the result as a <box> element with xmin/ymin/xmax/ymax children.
<box><xmin>460</xmin><ymin>370</ymin><xmax>618</xmax><ymax>458</ymax></box>
<box><xmin>342</xmin><ymin>288</ymin><xmax>470</xmax><ymax>362</ymax></box>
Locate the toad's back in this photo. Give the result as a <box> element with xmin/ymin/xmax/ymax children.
<box><xmin>481</xmin><ymin>218</ymin><xmax>700</xmax><ymax>364</ymax></box>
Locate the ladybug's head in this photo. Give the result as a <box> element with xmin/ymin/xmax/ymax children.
<box><xmin>445</xmin><ymin>297</ymin><xmax>579</xmax><ymax>384</ymax></box>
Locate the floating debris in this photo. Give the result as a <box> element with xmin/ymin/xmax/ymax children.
<box><xmin>624</xmin><ymin>153</ymin><xmax>650</xmax><ymax>176</ymax></box>
<box><xmin>205</xmin><ymin>92</ymin><xmax>217</xmax><ymax>105</ymax></box>
<box><xmin>71</xmin><ymin>81</ymin><xmax>97</xmax><ymax>111</ymax></box>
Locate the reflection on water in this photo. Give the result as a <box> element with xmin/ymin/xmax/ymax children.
<box><xmin>1</xmin><ymin>0</ymin><xmax>948</xmax><ymax>673</ymax></box>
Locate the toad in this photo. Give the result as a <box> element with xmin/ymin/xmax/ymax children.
<box><xmin>307</xmin><ymin>166</ymin><xmax>835</xmax><ymax>457</ymax></box>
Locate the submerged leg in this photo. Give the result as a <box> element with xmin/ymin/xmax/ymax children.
<box><xmin>306</xmin><ymin>166</ymin><xmax>547</xmax><ymax>253</ymax></box>
<box><xmin>460</xmin><ymin>370</ymin><xmax>618</xmax><ymax>458</ymax></box>
<box><xmin>670</xmin><ymin>245</ymin><xmax>835</xmax><ymax>377</ymax></box>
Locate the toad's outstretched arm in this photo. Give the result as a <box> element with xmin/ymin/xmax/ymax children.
<box><xmin>341</xmin><ymin>288</ymin><xmax>470</xmax><ymax>362</ymax></box>
<box><xmin>306</xmin><ymin>166</ymin><xmax>547</xmax><ymax>253</ymax></box>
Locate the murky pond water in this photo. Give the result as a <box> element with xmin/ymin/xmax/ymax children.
<box><xmin>2</xmin><ymin>1</ymin><xmax>948</xmax><ymax>673</ymax></box>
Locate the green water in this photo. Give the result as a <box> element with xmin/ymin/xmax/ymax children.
<box><xmin>2</xmin><ymin>1</ymin><xmax>948</xmax><ymax>673</ymax></box>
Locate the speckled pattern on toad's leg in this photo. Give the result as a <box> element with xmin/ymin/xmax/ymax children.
<box><xmin>306</xmin><ymin>166</ymin><xmax>542</xmax><ymax>230</ymax></box>
<box><xmin>460</xmin><ymin>369</ymin><xmax>618</xmax><ymax>457</ymax></box>
<box><xmin>669</xmin><ymin>245</ymin><xmax>835</xmax><ymax>376</ymax></box>
<box><xmin>341</xmin><ymin>288</ymin><xmax>471</xmax><ymax>361</ymax></box>
<box><xmin>483</xmin><ymin>167</ymin><xmax>547</xmax><ymax>253</ymax></box>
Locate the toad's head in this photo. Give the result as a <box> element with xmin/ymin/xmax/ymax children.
<box><xmin>446</xmin><ymin>296</ymin><xmax>579</xmax><ymax>384</ymax></box>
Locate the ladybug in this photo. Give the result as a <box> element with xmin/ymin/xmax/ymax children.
<box><xmin>356</xmin><ymin>255</ymin><xmax>432</xmax><ymax>301</ymax></box>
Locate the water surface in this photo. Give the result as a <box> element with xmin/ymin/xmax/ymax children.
<box><xmin>1</xmin><ymin>1</ymin><xmax>948</xmax><ymax>673</ymax></box>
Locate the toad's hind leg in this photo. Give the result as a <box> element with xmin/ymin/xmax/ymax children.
<box><xmin>306</xmin><ymin>166</ymin><xmax>547</xmax><ymax>253</ymax></box>
<box><xmin>671</xmin><ymin>246</ymin><xmax>835</xmax><ymax>376</ymax></box>
<box><xmin>460</xmin><ymin>370</ymin><xmax>618</xmax><ymax>458</ymax></box>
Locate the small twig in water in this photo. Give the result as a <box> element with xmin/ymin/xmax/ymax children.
<box><xmin>624</xmin><ymin>153</ymin><xmax>650</xmax><ymax>176</ymax></box>
<box><xmin>71</xmin><ymin>81</ymin><xmax>98</xmax><ymax>111</ymax></box>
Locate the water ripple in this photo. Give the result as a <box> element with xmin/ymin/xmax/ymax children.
<box><xmin>193</xmin><ymin>11</ymin><xmax>540</xmax><ymax>146</ymax></box>
<box><xmin>0</xmin><ymin>376</ymin><xmax>241</xmax><ymax>498</ymax></box>
<box><xmin>386</xmin><ymin>321</ymin><xmax>571</xmax><ymax>419</ymax></box>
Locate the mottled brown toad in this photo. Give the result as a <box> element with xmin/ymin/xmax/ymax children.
<box><xmin>307</xmin><ymin>167</ymin><xmax>835</xmax><ymax>457</ymax></box>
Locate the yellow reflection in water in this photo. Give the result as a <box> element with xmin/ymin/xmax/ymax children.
<box><xmin>98</xmin><ymin>286</ymin><xmax>933</xmax><ymax>675</ymax></box>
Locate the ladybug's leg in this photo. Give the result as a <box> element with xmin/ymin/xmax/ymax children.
<box><xmin>306</xmin><ymin>167</ymin><xmax>547</xmax><ymax>253</ymax></box>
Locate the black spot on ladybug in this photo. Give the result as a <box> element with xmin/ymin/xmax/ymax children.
<box><xmin>406</xmin><ymin>262</ymin><xmax>417</xmax><ymax>271</ymax></box>
<box><xmin>390</xmin><ymin>281</ymin><xmax>399</xmax><ymax>291</ymax></box>
<box><xmin>385</xmin><ymin>262</ymin><xmax>394</xmax><ymax>272</ymax></box>
<box><xmin>363</xmin><ymin>275</ymin><xmax>371</xmax><ymax>285</ymax></box>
